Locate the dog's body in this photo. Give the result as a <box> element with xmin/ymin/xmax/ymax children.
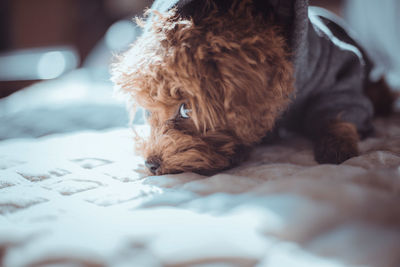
<box><xmin>112</xmin><ymin>0</ymin><xmax>393</xmax><ymax>175</ymax></box>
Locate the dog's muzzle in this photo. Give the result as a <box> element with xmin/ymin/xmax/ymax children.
<box><xmin>145</xmin><ymin>157</ymin><xmax>161</xmax><ymax>175</ymax></box>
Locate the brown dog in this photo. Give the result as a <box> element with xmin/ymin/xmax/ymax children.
<box><xmin>111</xmin><ymin>0</ymin><xmax>393</xmax><ymax>175</ymax></box>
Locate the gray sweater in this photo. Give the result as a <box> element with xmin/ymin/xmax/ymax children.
<box><xmin>148</xmin><ymin>0</ymin><xmax>374</xmax><ymax>138</ymax></box>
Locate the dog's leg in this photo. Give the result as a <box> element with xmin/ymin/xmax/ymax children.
<box><xmin>313</xmin><ymin>120</ymin><xmax>359</xmax><ymax>164</ymax></box>
<box><xmin>298</xmin><ymin>44</ymin><xmax>375</xmax><ymax>164</ymax></box>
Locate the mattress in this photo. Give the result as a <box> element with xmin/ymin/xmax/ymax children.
<box><xmin>0</xmin><ymin>115</ymin><xmax>400</xmax><ymax>267</ymax></box>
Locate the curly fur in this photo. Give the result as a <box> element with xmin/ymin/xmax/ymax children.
<box><xmin>111</xmin><ymin>0</ymin><xmax>294</xmax><ymax>175</ymax></box>
<box><xmin>314</xmin><ymin>120</ymin><xmax>360</xmax><ymax>164</ymax></box>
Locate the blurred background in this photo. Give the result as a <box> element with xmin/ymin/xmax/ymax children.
<box><xmin>0</xmin><ymin>0</ymin><xmax>399</xmax><ymax>140</ymax></box>
<box><xmin>0</xmin><ymin>0</ymin><xmax>152</xmax><ymax>95</ymax></box>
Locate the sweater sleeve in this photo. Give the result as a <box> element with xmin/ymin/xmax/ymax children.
<box><xmin>296</xmin><ymin>12</ymin><xmax>374</xmax><ymax>138</ymax></box>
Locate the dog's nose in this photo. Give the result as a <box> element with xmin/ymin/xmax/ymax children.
<box><xmin>145</xmin><ymin>159</ymin><xmax>161</xmax><ymax>174</ymax></box>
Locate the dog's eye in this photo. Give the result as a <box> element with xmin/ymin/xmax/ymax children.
<box><xmin>179</xmin><ymin>103</ymin><xmax>191</xmax><ymax>119</ymax></box>
<box><xmin>144</xmin><ymin>109</ymin><xmax>151</xmax><ymax>119</ymax></box>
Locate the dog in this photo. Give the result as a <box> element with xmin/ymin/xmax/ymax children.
<box><xmin>111</xmin><ymin>0</ymin><xmax>395</xmax><ymax>175</ymax></box>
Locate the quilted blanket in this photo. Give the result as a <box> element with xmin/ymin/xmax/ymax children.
<box><xmin>0</xmin><ymin>114</ymin><xmax>400</xmax><ymax>267</ymax></box>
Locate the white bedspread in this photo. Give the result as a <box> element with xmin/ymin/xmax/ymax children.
<box><xmin>1</xmin><ymin>115</ymin><xmax>400</xmax><ymax>267</ymax></box>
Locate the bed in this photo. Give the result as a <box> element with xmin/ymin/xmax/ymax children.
<box><xmin>0</xmin><ymin>71</ymin><xmax>400</xmax><ymax>267</ymax></box>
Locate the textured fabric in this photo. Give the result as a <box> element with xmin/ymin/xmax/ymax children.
<box><xmin>0</xmin><ymin>116</ymin><xmax>399</xmax><ymax>266</ymax></box>
<box><xmin>148</xmin><ymin>0</ymin><xmax>374</xmax><ymax>137</ymax></box>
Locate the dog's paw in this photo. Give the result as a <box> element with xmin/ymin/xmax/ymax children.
<box><xmin>313</xmin><ymin>121</ymin><xmax>359</xmax><ymax>164</ymax></box>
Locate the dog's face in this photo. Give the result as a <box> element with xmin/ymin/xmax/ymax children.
<box><xmin>112</xmin><ymin>1</ymin><xmax>294</xmax><ymax>175</ymax></box>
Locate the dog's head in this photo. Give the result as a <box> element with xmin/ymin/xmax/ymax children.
<box><xmin>111</xmin><ymin>0</ymin><xmax>294</xmax><ymax>175</ymax></box>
